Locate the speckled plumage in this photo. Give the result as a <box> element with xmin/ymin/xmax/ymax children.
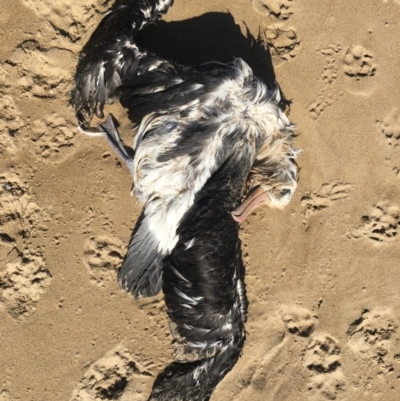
<box><xmin>71</xmin><ymin>0</ymin><xmax>298</xmax><ymax>400</ymax></box>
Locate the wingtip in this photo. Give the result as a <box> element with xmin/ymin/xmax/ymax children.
<box><xmin>118</xmin><ymin>275</ymin><xmax>162</xmax><ymax>299</ymax></box>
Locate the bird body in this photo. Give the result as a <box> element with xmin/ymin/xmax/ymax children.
<box><xmin>71</xmin><ymin>0</ymin><xmax>299</xmax><ymax>399</ymax></box>
<box><xmin>101</xmin><ymin>58</ymin><xmax>298</xmax><ymax>298</ymax></box>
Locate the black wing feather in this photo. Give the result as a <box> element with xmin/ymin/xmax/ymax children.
<box><xmin>71</xmin><ymin>0</ymin><xmax>176</xmax><ymax>126</ymax></box>
<box><xmin>118</xmin><ymin>213</ymin><xmax>164</xmax><ymax>298</ymax></box>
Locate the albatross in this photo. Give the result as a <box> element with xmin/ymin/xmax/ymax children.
<box><xmin>71</xmin><ymin>0</ymin><xmax>299</xmax><ymax>399</ymax></box>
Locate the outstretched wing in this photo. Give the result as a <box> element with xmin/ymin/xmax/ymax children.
<box><xmin>71</xmin><ymin>0</ymin><xmax>178</xmax><ymax>126</ymax></box>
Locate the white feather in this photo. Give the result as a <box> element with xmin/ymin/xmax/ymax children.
<box><xmin>129</xmin><ymin>58</ymin><xmax>297</xmax><ymax>256</ymax></box>
<box><xmin>185</xmin><ymin>238</ymin><xmax>196</xmax><ymax>250</ymax></box>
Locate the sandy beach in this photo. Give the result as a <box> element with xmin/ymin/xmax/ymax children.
<box><xmin>1</xmin><ymin>1</ymin><xmax>400</xmax><ymax>400</ymax></box>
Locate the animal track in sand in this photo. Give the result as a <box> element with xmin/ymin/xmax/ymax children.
<box><xmin>301</xmin><ymin>182</ymin><xmax>353</xmax><ymax>223</ymax></box>
<box><xmin>70</xmin><ymin>345</ymin><xmax>152</xmax><ymax>401</ymax></box>
<box><xmin>377</xmin><ymin>108</ymin><xmax>400</xmax><ymax>147</ymax></box>
<box><xmin>281</xmin><ymin>305</ymin><xmax>317</xmax><ymax>337</ymax></box>
<box><xmin>309</xmin><ymin>44</ymin><xmax>342</xmax><ymax>119</ymax></box>
<box><xmin>212</xmin><ymin>313</ymin><xmax>287</xmax><ymax>400</ymax></box>
<box><xmin>342</xmin><ymin>45</ymin><xmax>376</xmax><ymax>79</ymax></box>
<box><xmin>347</xmin><ymin>202</ymin><xmax>400</xmax><ymax>244</ymax></box>
<box><xmin>262</xmin><ymin>25</ymin><xmax>299</xmax><ymax>61</ymax></box>
<box><xmin>0</xmin><ymin>174</ymin><xmax>47</xmax><ymax>242</ymax></box>
<box><xmin>83</xmin><ymin>236</ymin><xmax>125</xmax><ymax>287</ymax></box>
<box><xmin>303</xmin><ymin>334</ymin><xmax>341</xmax><ymax>374</ymax></box>
<box><xmin>303</xmin><ymin>334</ymin><xmax>346</xmax><ymax>399</ymax></box>
<box><xmin>306</xmin><ymin>370</ymin><xmax>346</xmax><ymax>400</ymax></box>
<box><xmin>0</xmin><ymin>253</ymin><xmax>51</xmax><ymax>318</ymax></box>
<box><xmin>254</xmin><ymin>25</ymin><xmax>299</xmax><ymax>67</ymax></box>
<box><xmin>6</xmin><ymin>40</ymin><xmax>70</xmax><ymax>99</ymax></box>
<box><xmin>30</xmin><ymin>114</ymin><xmax>78</xmax><ymax>162</ymax></box>
<box><xmin>347</xmin><ymin>309</ymin><xmax>397</xmax><ymax>374</ymax></box>
<box><xmin>309</xmin><ymin>44</ymin><xmax>376</xmax><ymax>119</ymax></box>
<box><xmin>251</xmin><ymin>0</ymin><xmax>294</xmax><ymax>20</ymax></box>
<box><xmin>20</xmin><ymin>0</ymin><xmax>110</xmax><ymax>49</ymax></box>
<box><xmin>0</xmin><ymin>174</ymin><xmax>50</xmax><ymax>318</ymax></box>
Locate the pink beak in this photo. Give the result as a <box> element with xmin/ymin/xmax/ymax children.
<box><xmin>231</xmin><ymin>186</ymin><xmax>271</xmax><ymax>223</ymax></box>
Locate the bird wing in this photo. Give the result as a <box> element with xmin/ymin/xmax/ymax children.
<box><xmin>71</xmin><ymin>0</ymin><xmax>177</xmax><ymax>126</ymax></box>
<box><xmin>118</xmin><ymin>212</ymin><xmax>165</xmax><ymax>298</ymax></box>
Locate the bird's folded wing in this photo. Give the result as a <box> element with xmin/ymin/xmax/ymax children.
<box><xmin>71</xmin><ymin>0</ymin><xmax>176</xmax><ymax>126</ymax></box>
<box><xmin>118</xmin><ymin>213</ymin><xmax>165</xmax><ymax>298</ymax></box>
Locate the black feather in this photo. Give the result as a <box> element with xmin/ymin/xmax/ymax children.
<box><xmin>118</xmin><ymin>212</ymin><xmax>164</xmax><ymax>298</ymax></box>
<box><xmin>71</xmin><ymin>2</ymin><xmax>298</xmax><ymax>400</ymax></box>
<box><xmin>71</xmin><ymin>0</ymin><xmax>177</xmax><ymax>126</ymax></box>
<box><xmin>148</xmin><ymin>153</ymin><xmax>251</xmax><ymax>400</ymax></box>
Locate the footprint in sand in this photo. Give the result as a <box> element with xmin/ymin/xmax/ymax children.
<box><xmin>83</xmin><ymin>236</ymin><xmax>125</xmax><ymax>287</ymax></box>
<box><xmin>377</xmin><ymin>108</ymin><xmax>400</xmax><ymax>148</ymax></box>
<box><xmin>303</xmin><ymin>333</ymin><xmax>346</xmax><ymax>400</ymax></box>
<box><xmin>281</xmin><ymin>305</ymin><xmax>318</xmax><ymax>337</ymax></box>
<box><xmin>303</xmin><ymin>334</ymin><xmax>341</xmax><ymax>374</ymax></box>
<box><xmin>309</xmin><ymin>44</ymin><xmax>342</xmax><ymax>119</ymax></box>
<box><xmin>0</xmin><ymin>174</ymin><xmax>51</xmax><ymax>318</ymax></box>
<box><xmin>252</xmin><ymin>0</ymin><xmax>299</xmax><ymax>67</ymax></box>
<box><xmin>347</xmin><ymin>309</ymin><xmax>399</xmax><ymax>395</ymax></box>
<box><xmin>6</xmin><ymin>40</ymin><xmax>70</xmax><ymax>100</ymax></box>
<box><xmin>254</xmin><ymin>25</ymin><xmax>300</xmax><ymax>67</ymax></box>
<box><xmin>342</xmin><ymin>45</ymin><xmax>376</xmax><ymax>79</ymax></box>
<box><xmin>214</xmin><ymin>307</ymin><xmax>317</xmax><ymax>400</ymax></box>
<box><xmin>347</xmin><ymin>202</ymin><xmax>400</xmax><ymax>244</ymax></box>
<box><xmin>309</xmin><ymin>43</ymin><xmax>377</xmax><ymax>119</ymax></box>
<box><xmin>251</xmin><ymin>0</ymin><xmax>294</xmax><ymax>20</ymax></box>
<box><xmin>20</xmin><ymin>0</ymin><xmax>109</xmax><ymax>49</ymax></box>
<box><xmin>0</xmin><ymin>174</ymin><xmax>47</xmax><ymax>242</ymax></box>
<box><xmin>263</xmin><ymin>25</ymin><xmax>299</xmax><ymax>61</ymax></box>
<box><xmin>347</xmin><ymin>308</ymin><xmax>397</xmax><ymax>373</ymax></box>
<box><xmin>301</xmin><ymin>181</ymin><xmax>353</xmax><ymax>224</ymax></box>
<box><xmin>30</xmin><ymin>113</ymin><xmax>78</xmax><ymax>162</ymax></box>
<box><xmin>0</xmin><ymin>253</ymin><xmax>51</xmax><ymax>318</ymax></box>
<box><xmin>70</xmin><ymin>345</ymin><xmax>153</xmax><ymax>401</ymax></box>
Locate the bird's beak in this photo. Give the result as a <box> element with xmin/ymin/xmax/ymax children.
<box><xmin>231</xmin><ymin>186</ymin><xmax>271</xmax><ymax>223</ymax></box>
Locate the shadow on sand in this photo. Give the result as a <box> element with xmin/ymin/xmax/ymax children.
<box><xmin>135</xmin><ymin>11</ymin><xmax>276</xmax><ymax>84</ymax></box>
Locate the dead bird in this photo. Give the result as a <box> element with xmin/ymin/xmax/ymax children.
<box><xmin>71</xmin><ymin>0</ymin><xmax>297</xmax><ymax>298</ymax></box>
<box><xmin>71</xmin><ymin>0</ymin><xmax>298</xmax><ymax>399</ymax></box>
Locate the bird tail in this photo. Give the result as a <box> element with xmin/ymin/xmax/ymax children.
<box><xmin>148</xmin><ymin>327</ymin><xmax>245</xmax><ymax>401</ymax></box>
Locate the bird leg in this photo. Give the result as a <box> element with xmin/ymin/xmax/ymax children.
<box><xmin>78</xmin><ymin>114</ymin><xmax>135</xmax><ymax>178</ymax></box>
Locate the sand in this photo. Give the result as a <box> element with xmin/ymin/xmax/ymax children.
<box><xmin>1</xmin><ymin>0</ymin><xmax>400</xmax><ymax>400</ymax></box>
